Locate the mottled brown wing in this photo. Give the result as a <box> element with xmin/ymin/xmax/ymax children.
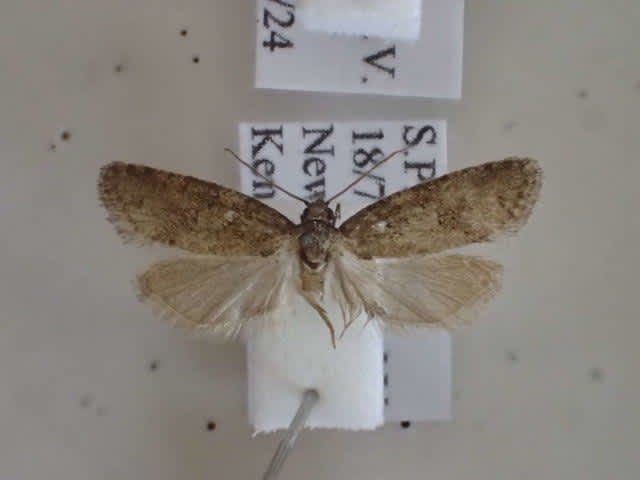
<box><xmin>98</xmin><ymin>162</ymin><xmax>295</xmax><ymax>256</ymax></box>
<box><xmin>340</xmin><ymin>158</ymin><xmax>542</xmax><ymax>258</ymax></box>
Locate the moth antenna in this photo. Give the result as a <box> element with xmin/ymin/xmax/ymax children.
<box><xmin>224</xmin><ymin>148</ymin><xmax>310</xmax><ymax>205</ymax></box>
<box><xmin>326</xmin><ymin>145</ymin><xmax>415</xmax><ymax>204</ymax></box>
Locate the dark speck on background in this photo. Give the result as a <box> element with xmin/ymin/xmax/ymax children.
<box><xmin>149</xmin><ymin>360</ymin><xmax>159</xmax><ymax>372</ymax></box>
<box><xmin>60</xmin><ymin>130</ymin><xmax>71</xmax><ymax>142</ymax></box>
<box><xmin>506</xmin><ymin>351</ymin><xmax>519</xmax><ymax>364</ymax></box>
<box><xmin>192</xmin><ymin>55</ymin><xmax>200</xmax><ymax>64</ymax></box>
<box><xmin>400</xmin><ymin>421</ymin><xmax>411</xmax><ymax>429</ymax></box>
<box><xmin>79</xmin><ymin>393</ymin><xmax>94</xmax><ymax>409</ymax></box>
<box><xmin>577</xmin><ymin>88</ymin><xmax>589</xmax><ymax>99</ymax></box>
<box><xmin>589</xmin><ymin>367</ymin><xmax>605</xmax><ymax>383</ymax></box>
<box><xmin>114</xmin><ymin>63</ymin><xmax>124</xmax><ymax>73</ymax></box>
<box><xmin>503</xmin><ymin>120</ymin><xmax>517</xmax><ymax>132</ymax></box>
<box><xmin>180</xmin><ymin>28</ymin><xmax>188</xmax><ymax>37</ymax></box>
<box><xmin>207</xmin><ymin>421</ymin><xmax>217</xmax><ymax>432</ymax></box>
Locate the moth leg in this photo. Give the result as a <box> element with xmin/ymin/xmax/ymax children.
<box><xmin>338</xmin><ymin>316</ymin><xmax>357</xmax><ymax>340</ymax></box>
<box><xmin>301</xmin><ymin>291</ymin><xmax>336</xmax><ymax>349</ymax></box>
<box><xmin>338</xmin><ymin>310</ymin><xmax>377</xmax><ymax>340</ymax></box>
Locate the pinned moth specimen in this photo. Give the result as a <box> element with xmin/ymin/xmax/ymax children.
<box><xmin>98</xmin><ymin>149</ymin><xmax>542</xmax><ymax>347</ymax></box>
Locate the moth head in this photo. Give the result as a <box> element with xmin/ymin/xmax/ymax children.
<box><xmin>301</xmin><ymin>200</ymin><xmax>336</xmax><ymax>226</ymax></box>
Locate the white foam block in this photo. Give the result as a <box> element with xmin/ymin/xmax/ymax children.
<box><xmin>239</xmin><ymin>120</ymin><xmax>449</xmax><ymax>433</ymax></box>
<box><xmin>297</xmin><ymin>0</ymin><xmax>422</xmax><ymax>41</ymax></box>
<box><xmin>247</xmin><ymin>298</ymin><xmax>384</xmax><ymax>433</ymax></box>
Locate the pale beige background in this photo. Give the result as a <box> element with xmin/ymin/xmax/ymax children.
<box><xmin>1</xmin><ymin>1</ymin><xmax>639</xmax><ymax>479</ymax></box>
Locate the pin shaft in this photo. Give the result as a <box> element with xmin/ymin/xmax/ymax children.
<box><xmin>262</xmin><ymin>389</ymin><xmax>319</xmax><ymax>480</ymax></box>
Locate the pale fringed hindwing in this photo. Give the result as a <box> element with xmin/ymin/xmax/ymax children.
<box><xmin>329</xmin><ymin>246</ymin><xmax>504</xmax><ymax>332</ymax></box>
<box><xmin>134</xmin><ymin>239</ymin><xmax>301</xmax><ymax>340</ymax></box>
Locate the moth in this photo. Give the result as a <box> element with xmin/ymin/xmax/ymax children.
<box><xmin>98</xmin><ymin>149</ymin><xmax>542</xmax><ymax>347</ymax></box>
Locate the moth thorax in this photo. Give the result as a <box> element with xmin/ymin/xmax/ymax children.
<box><xmin>299</xmin><ymin>225</ymin><xmax>333</xmax><ymax>269</ymax></box>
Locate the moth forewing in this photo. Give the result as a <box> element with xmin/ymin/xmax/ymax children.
<box><xmin>340</xmin><ymin>158</ymin><xmax>542</xmax><ymax>258</ymax></box>
<box><xmin>98</xmin><ymin>162</ymin><xmax>296</xmax><ymax>256</ymax></box>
